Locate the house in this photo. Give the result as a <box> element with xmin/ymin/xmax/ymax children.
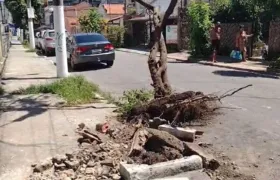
<box><xmin>64</xmin><ymin>2</ymin><xmax>92</xmax><ymax>33</ymax></box>
<box><xmin>127</xmin><ymin>0</ymin><xmax>187</xmax><ymax>47</ymax></box>
<box><xmin>98</xmin><ymin>3</ymin><xmax>125</xmax><ymax>20</ymax></box>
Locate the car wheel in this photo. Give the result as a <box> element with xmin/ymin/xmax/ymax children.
<box><xmin>106</xmin><ymin>61</ymin><xmax>114</xmax><ymax>67</ymax></box>
<box><xmin>45</xmin><ymin>50</ymin><xmax>50</xmax><ymax>56</ymax></box>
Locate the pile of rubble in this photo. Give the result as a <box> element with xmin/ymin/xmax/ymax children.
<box><xmin>29</xmin><ymin>121</ymin><xmax>219</xmax><ymax>180</ymax></box>
<box><xmin>29</xmin><ymin>124</ymin><xmax>129</xmax><ymax>180</ymax></box>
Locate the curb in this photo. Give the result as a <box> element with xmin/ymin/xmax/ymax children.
<box><xmin>116</xmin><ymin>49</ymin><xmax>276</xmax><ymax>76</ymax></box>
<box><xmin>0</xmin><ymin>55</ymin><xmax>9</xmax><ymax>78</ymax></box>
<box><xmin>116</xmin><ymin>49</ymin><xmax>180</xmax><ymax>61</ymax></box>
<box><xmin>197</xmin><ymin>61</ymin><xmax>277</xmax><ymax>76</ymax></box>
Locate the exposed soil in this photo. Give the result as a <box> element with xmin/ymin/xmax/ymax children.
<box><xmin>201</xmin><ymin>145</ymin><xmax>256</xmax><ymax>180</ymax></box>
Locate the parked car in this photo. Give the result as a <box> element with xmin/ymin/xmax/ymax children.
<box><xmin>35</xmin><ymin>32</ymin><xmax>40</xmax><ymax>49</ymax></box>
<box><xmin>36</xmin><ymin>30</ymin><xmax>46</xmax><ymax>51</ymax></box>
<box><xmin>66</xmin><ymin>33</ymin><xmax>115</xmax><ymax>70</ymax></box>
<box><xmin>41</xmin><ymin>29</ymin><xmax>56</xmax><ymax>56</ymax></box>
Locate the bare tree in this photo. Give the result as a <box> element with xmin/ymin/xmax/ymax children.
<box><xmin>134</xmin><ymin>0</ymin><xmax>178</xmax><ymax>98</ymax></box>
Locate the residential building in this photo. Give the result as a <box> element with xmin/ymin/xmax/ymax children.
<box><xmin>98</xmin><ymin>3</ymin><xmax>124</xmax><ymax>20</ymax></box>
<box><xmin>126</xmin><ymin>0</ymin><xmax>188</xmax><ymax>47</ymax></box>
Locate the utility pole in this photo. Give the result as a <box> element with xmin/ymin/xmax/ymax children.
<box><xmin>53</xmin><ymin>0</ymin><xmax>68</xmax><ymax>78</ymax></box>
<box><xmin>27</xmin><ymin>0</ymin><xmax>35</xmax><ymax>49</ymax></box>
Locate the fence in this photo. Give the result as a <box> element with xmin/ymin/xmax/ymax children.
<box><xmin>1</xmin><ymin>32</ymin><xmax>10</xmax><ymax>58</ymax></box>
<box><xmin>268</xmin><ymin>21</ymin><xmax>280</xmax><ymax>59</ymax></box>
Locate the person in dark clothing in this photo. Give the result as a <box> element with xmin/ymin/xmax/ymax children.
<box><xmin>210</xmin><ymin>22</ymin><xmax>221</xmax><ymax>63</ymax></box>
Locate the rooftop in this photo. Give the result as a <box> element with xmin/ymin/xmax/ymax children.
<box><xmin>103</xmin><ymin>4</ymin><xmax>124</xmax><ymax>15</ymax></box>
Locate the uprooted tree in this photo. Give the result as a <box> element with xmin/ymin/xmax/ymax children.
<box><xmin>134</xmin><ymin>0</ymin><xmax>178</xmax><ymax>99</ymax></box>
<box><xmin>126</xmin><ymin>0</ymin><xmax>252</xmax><ymax>128</ymax></box>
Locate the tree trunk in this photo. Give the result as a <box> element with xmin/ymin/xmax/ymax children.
<box><xmin>135</xmin><ymin>0</ymin><xmax>178</xmax><ymax>98</ymax></box>
<box><xmin>148</xmin><ymin>11</ymin><xmax>172</xmax><ymax>98</ymax></box>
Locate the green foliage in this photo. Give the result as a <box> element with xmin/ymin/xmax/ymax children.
<box><xmin>22</xmin><ymin>40</ymin><xmax>29</xmax><ymax>49</ymax></box>
<box><xmin>117</xmin><ymin>89</ymin><xmax>153</xmax><ymax>117</ymax></box>
<box><xmin>127</xmin><ymin>7</ymin><xmax>136</xmax><ymax>15</ymax></box>
<box><xmin>79</xmin><ymin>9</ymin><xmax>105</xmax><ymax>33</ymax></box>
<box><xmin>187</xmin><ymin>2</ymin><xmax>212</xmax><ymax>56</ymax></box>
<box><xmin>13</xmin><ymin>76</ymin><xmax>99</xmax><ymax>105</ymax></box>
<box><xmin>269</xmin><ymin>57</ymin><xmax>280</xmax><ymax>69</ymax></box>
<box><xmin>5</xmin><ymin>0</ymin><xmax>42</xmax><ymax>28</ymax></box>
<box><xmin>210</xmin><ymin>0</ymin><xmax>231</xmax><ymax>14</ymax></box>
<box><xmin>213</xmin><ymin>0</ymin><xmax>280</xmax><ymax>43</ymax></box>
<box><xmin>105</xmin><ymin>26</ymin><xmax>125</xmax><ymax>48</ymax></box>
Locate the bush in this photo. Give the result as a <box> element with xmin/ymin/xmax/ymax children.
<box><xmin>188</xmin><ymin>2</ymin><xmax>212</xmax><ymax>56</ymax></box>
<box><xmin>269</xmin><ymin>57</ymin><xmax>280</xmax><ymax>69</ymax></box>
<box><xmin>22</xmin><ymin>40</ymin><xmax>29</xmax><ymax>49</ymax></box>
<box><xmin>13</xmin><ymin>76</ymin><xmax>99</xmax><ymax>105</ymax></box>
<box><xmin>117</xmin><ymin>89</ymin><xmax>153</xmax><ymax>117</ymax></box>
<box><xmin>79</xmin><ymin>9</ymin><xmax>105</xmax><ymax>33</ymax></box>
<box><xmin>105</xmin><ymin>26</ymin><xmax>125</xmax><ymax>48</ymax></box>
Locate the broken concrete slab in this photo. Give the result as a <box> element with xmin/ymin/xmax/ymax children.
<box><xmin>153</xmin><ymin>170</ymin><xmax>211</xmax><ymax>180</ymax></box>
<box><xmin>153</xmin><ymin>178</ymin><xmax>189</xmax><ymax>180</ymax></box>
<box><xmin>184</xmin><ymin>143</ymin><xmax>220</xmax><ymax>170</ymax></box>
<box><xmin>158</xmin><ymin>124</ymin><xmax>196</xmax><ymax>142</ymax></box>
<box><xmin>120</xmin><ymin>155</ymin><xmax>203</xmax><ymax>180</ymax></box>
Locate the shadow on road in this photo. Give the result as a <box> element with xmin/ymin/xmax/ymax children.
<box><xmin>212</xmin><ymin>70</ymin><xmax>279</xmax><ymax>79</ymax></box>
<box><xmin>0</xmin><ymin>94</ymin><xmax>50</xmax><ymax>128</ymax></box>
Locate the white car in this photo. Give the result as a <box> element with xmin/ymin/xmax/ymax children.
<box><xmin>38</xmin><ymin>29</ymin><xmax>69</xmax><ymax>56</ymax></box>
<box><xmin>36</xmin><ymin>30</ymin><xmax>46</xmax><ymax>51</ymax></box>
<box><xmin>41</xmin><ymin>29</ymin><xmax>56</xmax><ymax>56</ymax></box>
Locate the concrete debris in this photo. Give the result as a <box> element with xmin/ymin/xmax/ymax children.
<box><xmin>29</xmin><ymin>123</ymin><xmax>216</xmax><ymax>180</ymax></box>
<box><xmin>185</xmin><ymin>143</ymin><xmax>220</xmax><ymax>170</ymax></box>
<box><xmin>158</xmin><ymin>124</ymin><xmax>196</xmax><ymax>142</ymax></box>
<box><xmin>120</xmin><ymin>155</ymin><xmax>203</xmax><ymax>180</ymax></box>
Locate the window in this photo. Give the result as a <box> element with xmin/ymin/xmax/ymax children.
<box><xmin>75</xmin><ymin>34</ymin><xmax>107</xmax><ymax>43</ymax></box>
<box><xmin>49</xmin><ymin>31</ymin><xmax>55</xmax><ymax>37</ymax></box>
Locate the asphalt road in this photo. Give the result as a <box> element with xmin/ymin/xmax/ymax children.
<box><xmin>49</xmin><ymin>51</ymin><xmax>280</xmax><ymax>179</ymax></box>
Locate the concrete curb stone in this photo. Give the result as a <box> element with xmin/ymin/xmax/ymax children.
<box><xmin>198</xmin><ymin>61</ymin><xmax>267</xmax><ymax>74</ymax></box>
<box><xmin>119</xmin><ymin>155</ymin><xmax>203</xmax><ymax>180</ymax></box>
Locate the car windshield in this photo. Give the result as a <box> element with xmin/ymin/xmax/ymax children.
<box><xmin>49</xmin><ymin>31</ymin><xmax>55</xmax><ymax>37</ymax></box>
<box><xmin>75</xmin><ymin>34</ymin><xmax>107</xmax><ymax>43</ymax></box>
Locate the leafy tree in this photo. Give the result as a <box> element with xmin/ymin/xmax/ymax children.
<box><xmin>188</xmin><ymin>1</ymin><xmax>212</xmax><ymax>56</ymax></box>
<box><xmin>78</xmin><ymin>9</ymin><xmax>105</xmax><ymax>33</ymax></box>
<box><xmin>212</xmin><ymin>0</ymin><xmax>280</xmax><ymax>42</ymax></box>
<box><xmin>105</xmin><ymin>25</ymin><xmax>125</xmax><ymax>48</ymax></box>
<box><xmin>5</xmin><ymin>0</ymin><xmax>42</xmax><ymax>28</ymax></box>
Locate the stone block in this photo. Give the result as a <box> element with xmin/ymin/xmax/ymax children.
<box><xmin>158</xmin><ymin>124</ymin><xmax>196</xmax><ymax>142</ymax></box>
<box><xmin>120</xmin><ymin>155</ymin><xmax>203</xmax><ymax>180</ymax></box>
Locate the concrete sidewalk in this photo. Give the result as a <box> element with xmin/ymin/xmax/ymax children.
<box><xmin>0</xmin><ymin>45</ymin><xmax>116</xmax><ymax>179</ymax></box>
<box><xmin>116</xmin><ymin>48</ymin><xmax>269</xmax><ymax>74</ymax></box>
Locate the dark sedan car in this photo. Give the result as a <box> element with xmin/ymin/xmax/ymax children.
<box><xmin>66</xmin><ymin>33</ymin><xmax>115</xmax><ymax>70</ymax></box>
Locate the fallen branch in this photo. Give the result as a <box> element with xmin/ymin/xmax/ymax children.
<box><xmin>76</xmin><ymin>131</ymin><xmax>102</xmax><ymax>143</ymax></box>
<box><xmin>219</xmin><ymin>84</ymin><xmax>252</xmax><ymax>100</ymax></box>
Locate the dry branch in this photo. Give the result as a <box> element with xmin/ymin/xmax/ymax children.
<box><xmin>127</xmin><ymin>85</ymin><xmax>253</xmax><ymax>127</ymax></box>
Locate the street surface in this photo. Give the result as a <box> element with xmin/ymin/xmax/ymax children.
<box><xmin>48</xmin><ymin>51</ymin><xmax>280</xmax><ymax>179</ymax></box>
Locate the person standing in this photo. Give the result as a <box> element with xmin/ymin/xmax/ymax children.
<box><xmin>235</xmin><ymin>25</ymin><xmax>253</xmax><ymax>62</ymax></box>
<box><xmin>210</xmin><ymin>22</ymin><xmax>221</xmax><ymax>63</ymax></box>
